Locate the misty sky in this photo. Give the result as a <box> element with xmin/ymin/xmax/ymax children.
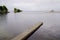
<box><xmin>0</xmin><ymin>0</ymin><xmax>60</xmax><ymax>11</ymax></box>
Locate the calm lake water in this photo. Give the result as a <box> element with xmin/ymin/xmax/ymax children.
<box><xmin>0</xmin><ymin>12</ymin><xmax>60</xmax><ymax>40</ymax></box>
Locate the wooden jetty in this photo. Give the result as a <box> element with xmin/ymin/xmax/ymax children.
<box><xmin>12</xmin><ymin>22</ymin><xmax>43</xmax><ymax>40</ymax></box>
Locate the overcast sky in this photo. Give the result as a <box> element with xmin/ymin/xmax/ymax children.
<box><xmin>0</xmin><ymin>0</ymin><xmax>60</xmax><ymax>11</ymax></box>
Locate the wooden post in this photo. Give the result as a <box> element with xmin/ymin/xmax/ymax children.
<box><xmin>12</xmin><ymin>22</ymin><xmax>43</xmax><ymax>40</ymax></box>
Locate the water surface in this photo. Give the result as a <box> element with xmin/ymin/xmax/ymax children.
<box><xmin>0</xmin><ymin>12</ymin><xmax>60</xmax><ymax>40</ymax></box>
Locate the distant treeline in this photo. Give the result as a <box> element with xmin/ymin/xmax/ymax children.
<box><xmin>0</xmin><ymin>5</ymin><xmax>8</xmax><ymax>15</ymax></box>
<box><xmin>0</xmin><ymin>5</ymin><xmax>22</xmax><ymax>15</ymax></box>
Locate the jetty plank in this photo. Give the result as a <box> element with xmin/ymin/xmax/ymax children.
<box><xmin>12</xmin><ymin>22</ymin><xmax>43</xmax><ymax>40</ymax></box>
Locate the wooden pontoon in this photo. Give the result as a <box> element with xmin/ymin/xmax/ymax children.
<box><xmin>12</xmin><ymin>22</ymin><xmax>43</xmax><ymax>40</ymax></box>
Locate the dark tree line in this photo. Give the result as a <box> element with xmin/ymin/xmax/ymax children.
<box><xmin>0</xmin><ymin>5</ymin><xmax>22</xmax><ymax>15</ymax></box>
<box><xmin>14</xmin><ymin>8</ymin><xmax>22</xmax><ymax>13</ymax></box>
<box><xmin>0</xmin><ymin>5</ymin><xmax>8</xmax><ymax>15</ymax></box>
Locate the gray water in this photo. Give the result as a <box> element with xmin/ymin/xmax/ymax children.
<box><xmin>0</xmin><ymin>12</ymin><xmax>60</xmax><ymax>40</ymax></box>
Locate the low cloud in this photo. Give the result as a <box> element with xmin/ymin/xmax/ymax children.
<box><xmin>0</xmin><ymin>0</ymin><xmax>60</xmax><ymax>11</ymax></box>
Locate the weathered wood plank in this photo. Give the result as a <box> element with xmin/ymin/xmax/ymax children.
<box><xmin>12</xmin><ymin>22</ymin><xmax>43</xmax><ymax>40</ymax></box>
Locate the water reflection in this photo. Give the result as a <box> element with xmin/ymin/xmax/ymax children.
<box><xmin>0</xmin><ymin>12</ymin><xmax>60</xmax><ymax>40</ymax></box>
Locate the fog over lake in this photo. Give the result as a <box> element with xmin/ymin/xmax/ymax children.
<box><xmin>0</xmin><ymin>0</ymin><xmax>60</xmax><ymax>40</ymax></box>
<box><xmin>0</xmin><ymin>0</ymin><xmax>60</xmax><ymax>11</ymax></box>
